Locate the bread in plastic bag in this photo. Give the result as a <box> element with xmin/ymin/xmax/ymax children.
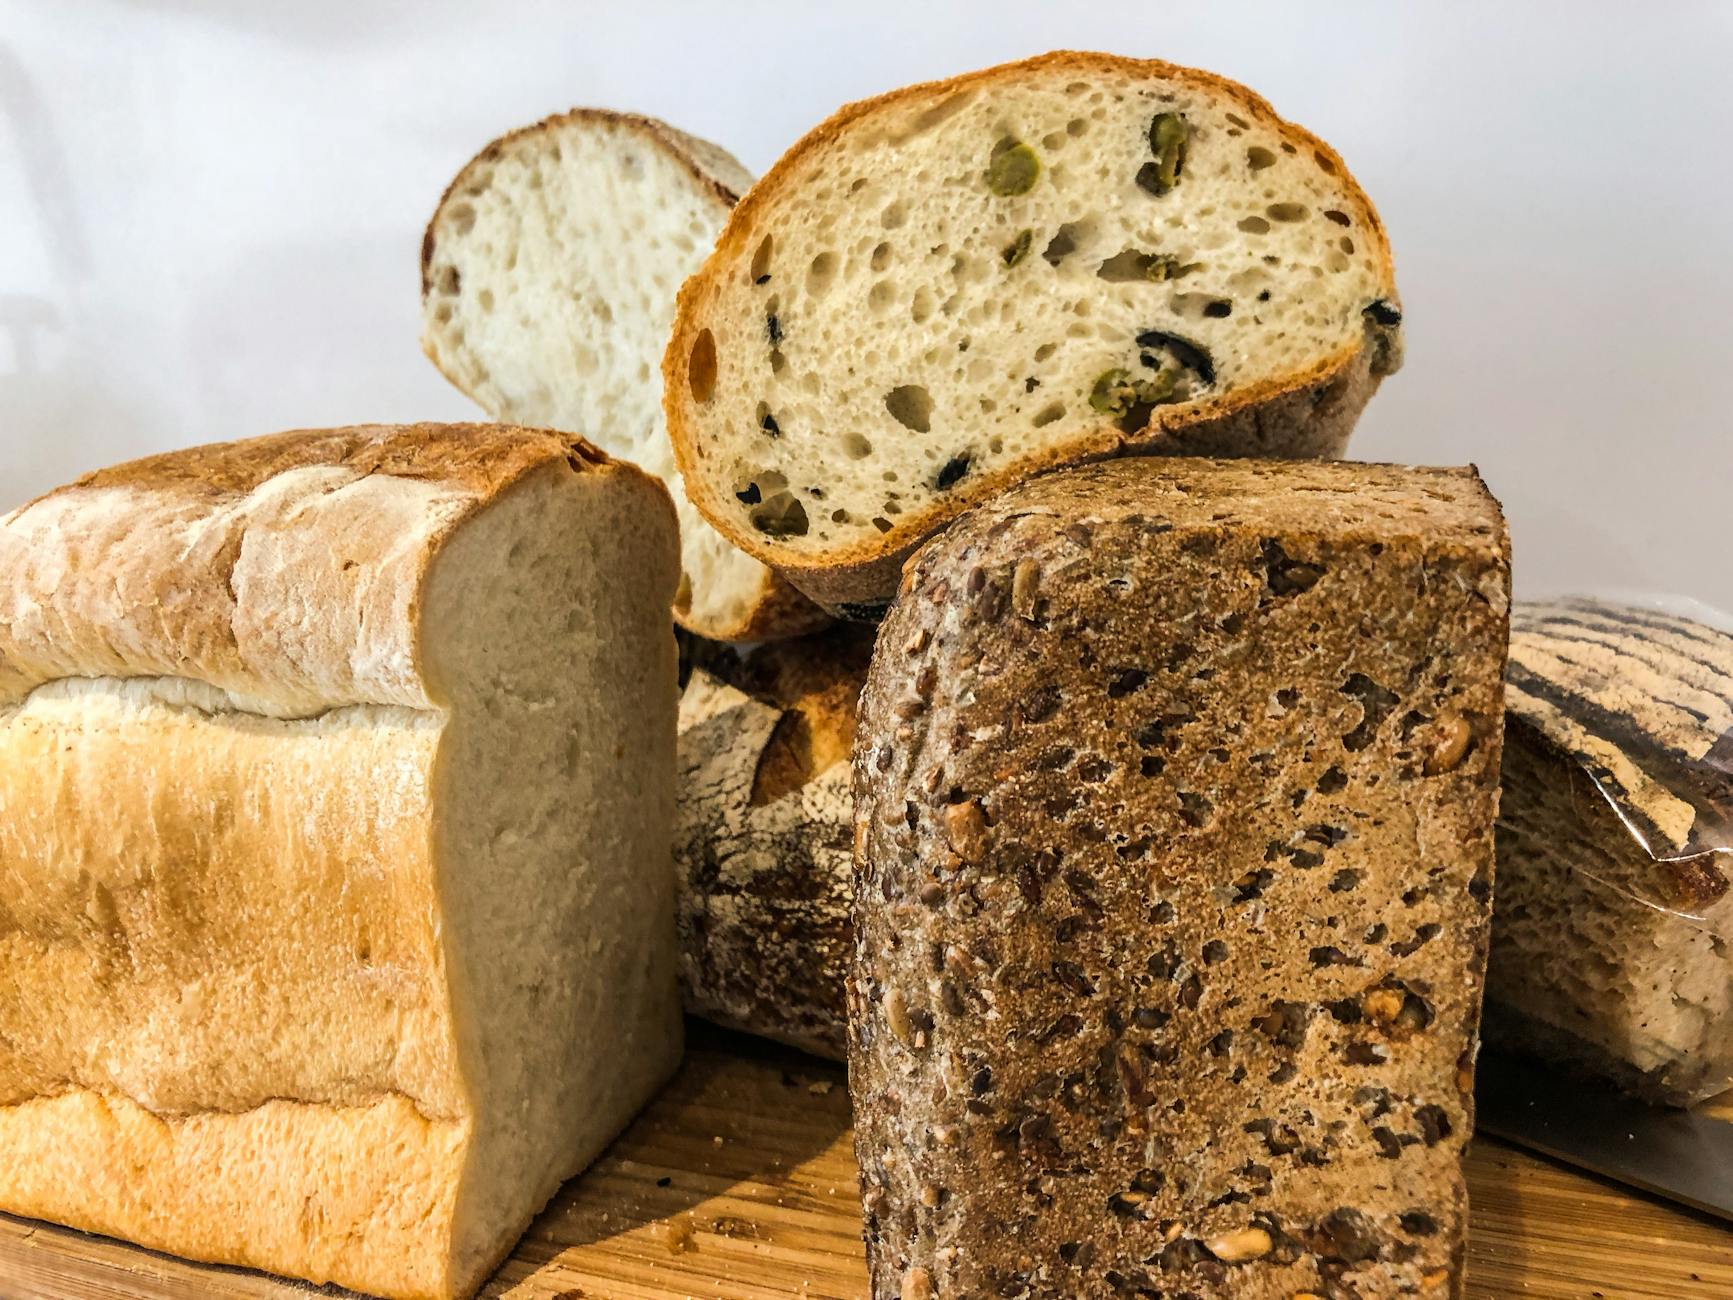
<box><xmin>1485</xmin><ymin>595</ymin><xmax>1733</xmax><ymax>1105</ymax></box>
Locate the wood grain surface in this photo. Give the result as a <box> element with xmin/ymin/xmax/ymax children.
<box><xmin>1</xmin><ymin>1027</ymin><xmax>1729</xmax><ymax>1300</ymax></box>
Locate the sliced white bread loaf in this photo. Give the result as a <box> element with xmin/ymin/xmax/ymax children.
<box><xmin>665</xmin><ymin>51</ymin><xmax>1403</xmax><ymax>616</ymax></box>
<box><xmin>0</xmin><ymin>426</ymin><xmax>684</xmax><ymax>1300</ymax></box>
<box><xmin>422</xmin><ymin>110</ymin><xmax>828</xmax><ymax>641</ymax></box>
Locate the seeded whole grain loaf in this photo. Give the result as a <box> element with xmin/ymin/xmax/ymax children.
<box><xmin>665</xmin><ymin>51</ymin><xmax>1403</xmax><ymax>619</ymax></box>
<box><xmin>676</xmin><ymin>626</ymin><xmax>873</xmax><ymax>1059</ymax></box>
<box><xmin>0</xmin><ymin>425</ymin><xmax>684</xmax><ymax>1300</ymax></box>
<box><xmin>422</xmin><ymin>108</ymin><xmax>828</xmax><ymax>641</ymax></box>
<box><xmin>849</xmin><ymin>457</ymin><xmax>1509</xmax><ymax>1300</ymax></box>
<box><xmin>1485</xmin><ymin>597</ymin><xmax>1733</xmax><ymax>1105</ymax></box>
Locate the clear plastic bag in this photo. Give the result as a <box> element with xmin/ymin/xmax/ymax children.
<box><xmin>1489</xmin><ymin>594</ymin><xmax>1733</xmax><ymax>1105</ymax></box>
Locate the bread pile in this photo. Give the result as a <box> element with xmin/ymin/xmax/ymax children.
<box><xmin>6</xmin><ymin>44</ymin><xmax>1690</xmax><ymax>1300</ymax></box>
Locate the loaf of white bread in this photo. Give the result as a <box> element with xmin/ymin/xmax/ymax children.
<box><xmin>0</xmin><ymin>425</ymin><xmax>684</xmax><ymax>1300</ymax></box>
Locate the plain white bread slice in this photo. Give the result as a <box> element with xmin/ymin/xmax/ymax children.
<box><xmin>0</xmin><ymin>425</ymin><xmax>683</xmax><ymax>1300</ymax></box>
<box><xmin>421</xmin><ymin>109</ymin><xmax>828</xmax><ymax>641</ymax></box>
<box><xmin>664</xmin><ymin>51</ymin><xmax>1403</xmax><ymax>616</ymax></box>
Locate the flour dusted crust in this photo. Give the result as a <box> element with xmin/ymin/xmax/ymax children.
<box><xmin>850</xmin><ymin>458</ymin><xmax>1508</xmax><ymax>1300</ymax></box>
<box><xmin>420</xmin><ymin>110</ymin><xmax>829</xmax><ymax>642</ymax></box>
<box><xmin>0</xmin><ymin>425</ymin><xmax>684</xmax><ymax>1300</ymax></box>
<box><xmin>1487</xmin><ymin>598</ymin><xmax>1733</xmax><ymax>1104</ymax></box>
<box><xmin>675</xmin><ymin>627</ymin><xmax>872</xmax><ymax>1059</ymax></box>
<box><xmin>666</xmin><ymin>51</ymin><xmax>1401</xmax><ymax>616</ymax></box>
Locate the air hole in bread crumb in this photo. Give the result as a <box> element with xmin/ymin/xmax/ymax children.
<box><xmin>1236</xmin><ymin>216</ymin><xmax>1271</xmax><ymax>235</ymax></box>
<box><xmin>687</xmin><ymin>330</ymin><xmax>717</xmax><ymax>402</ymax></box>
<box><xmin>432</xmin><ymin>303</ymin><xmax>452</xmax><ymax>325</ymax></box>
<box><xmin>871</xmin><ymin>241</ymin><xmax>893</xmax><ymax>272</ymax></box>
<box><xmin>807</xmin><ymin>252</ymin><xmax>838</xmax><ymax>296</ymax></box>
<box><xmin>1032</xmin><ymin>403</ymin><xmax>1066</xmax><ymax>427</ymax></box>
<box><xmin>1314</xmin><ymin>150</ymin><xmax>1338</xmax><ymax>175</ymax></box>
<box><xmin>841</xmin><ymin>432</ymin><xmax>874</xmax><ymax>460</ymax></box>
<box><xmin>911</xmin><ymin>288</ymin><xmax>935</xmax><ymax>324</ymax></box>
<box><xmin>1339</xmin><ymin>236</ymin><xmax>1356</xmax><ymax>255</ymax></box>
<box><xmin>1246</xmin><ymin>147</ymin><xmax>1276</xmax><ymax>171</ymax></box>
<box><xmin>1324</xmin><ymin>209</ymin><xmax>1351</xmax><ymax>227</ymax></box>
<box><xmin>434</xmin><ymin>264</ymin><xmax>460</xmax><ymax>295</ymax></box>
<box><xmin>868</xmin><ymin>281</ymin><xmax>894</xmax><ymax>312</ymax></box>
<box><xmin>885</xmin><ymin>385</ymin><xmax>934</xmax><ymax>433</ymax></box>
<box><xmin>1034</xmin><ymin>342</ymin><xmax>1058</xmax><ymax>362</ymax></box>
<box><xmin>882</xmin><ymin>201</ymin><xmax>908</xmax><ymax>230</ymax></box>
<box><xmin>751</xmin><ymin>235</ymin><xmax>774</xmax><ymax>284</ymax></box>
<box><xmin>446</xmin><ymin>202</ymin><xmax>475</xmax><ymax>235</ymax></box>
<box><xmin>1267</xmin><ymin>202</ymin><xmax>1309</xmax><ymax>222</ymax></box>
<box><xmin>1043</xmin><ymin>220</ymin><xmax>1094</xmax><ymax>266</ymax></box>
<box><xmin>477</xmin><ymin>288</ymin><xmax>495</xmax><ymax>313</ymax></box>
<box><xmin>872</xmin><ymin>517</ymin><xmax>893</xmax><ymax>533</ymax></box>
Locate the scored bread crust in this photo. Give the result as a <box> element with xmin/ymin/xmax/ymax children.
<box><xmin>420</xmin><ymin>109</ymin><xmax>830</xmax><ymax>642</ymax></box>
<box><xmin>665</xmin><ymin>50</ymin><xmax>1400</xmax><ymax>615</ymax></box>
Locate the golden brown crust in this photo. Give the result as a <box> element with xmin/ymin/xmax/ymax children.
<box><xmin>664</xmin><ymin>52</ymin><xmax>1399</xmax><ymax>609</ymax></box>
<box><xmin>0</xmin><ymin>424</ymin><xmax>667</xmax><ymax>713</ymax></box>
<box><xmin>68</xmin><ymin>421</ymin><xmax>610</xmax><ymax>499</ymax></box>
<box><xmin>0</xmin><ymin>1089</ymin><xmax>475</xmax><ymax>1300</ymax></box>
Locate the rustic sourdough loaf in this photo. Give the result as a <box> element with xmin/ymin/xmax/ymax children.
<box><xmin>677</xmin><ymin>627</ymin><xmax>872</xmax><ymax>1059</ymax></box>
<box><xmin>1486</xmin><ymin>597</ymin><xmax>1733</xmax><ymax>1105</ymax></box>
<box><xmin>0</xmin><ymin>426</ymin><xmax>684</xmax><ymax>1300</ymax></box>
<box><xmin>850</xmin><ymin>458</ymin><xmax>1508</xmax><ymax>1300</ymax></box>
<box><xmin>422</xmin><ymin>109</ymin><xmax>827</xmax><ymax>641</ymax></box>
<box><xmin>666</xmin><ymin>51</ymin><xmax>1403</xmax><ymax>617</ymax></box>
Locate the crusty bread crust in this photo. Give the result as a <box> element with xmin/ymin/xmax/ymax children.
<box><xmin>0</xmin><ymin>423</ymin><xmax>669</xmax><ymax>712</ymax></box>
<box><xmin>419</xmin><ymin>111</ymin><xmax>829</xmax><ymax>642</ymax></box>
<box><xmin>664</xmin><ymin>51</ymin><xmax>1400</xmax><ymax>613</ymax></box>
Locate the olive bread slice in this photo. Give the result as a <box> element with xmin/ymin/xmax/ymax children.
<box><xmin>665</xmin><ymin>51</ymin><xmax>1403</xmax><ymax>617</ymax></box>
<box><xmin>423</xmin><ymin>108</ymin><xmax>829</xmax><ymax>641</ymax></box>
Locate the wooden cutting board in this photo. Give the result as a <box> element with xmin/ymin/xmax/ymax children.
<box><xmin>2</xmin><ymin>1027</ymin><xmax>1730</xmax><ymax>1300</ymax></box>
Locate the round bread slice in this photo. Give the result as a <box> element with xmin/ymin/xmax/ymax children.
<box><xmin>422</xmin><ymin>108</ymin><xmax>830</xmax><ymax>641</ymax></box>
<box><xmin>664</xmin><ymin>52</ymin><xmax>1404</xmax><ymax>617</ymax></box>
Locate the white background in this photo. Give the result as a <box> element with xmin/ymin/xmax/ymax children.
<box><xmin>3</xmin><ymin>1</ymin><xmax>1730</xmax><ymax>609</ymax></box>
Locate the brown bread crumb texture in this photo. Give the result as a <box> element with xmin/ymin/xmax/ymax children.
<box><xmin>849</xmin><ymin>457</ymin><xmax>1508</xmax><ymax>1300</ymax></box>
